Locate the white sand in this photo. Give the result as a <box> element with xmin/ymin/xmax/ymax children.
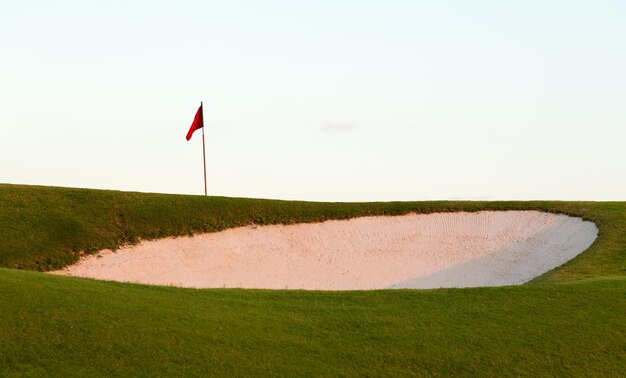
<box><xmin>51</xmin><ymin>211</ymin><xmax>597</xmax><ymax>290</ymax></box>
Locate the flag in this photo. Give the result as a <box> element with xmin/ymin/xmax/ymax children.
<box><xmin>185</xmin><ymin>104</ymin><xmax>204</xmax><ymax>141</ymax></box>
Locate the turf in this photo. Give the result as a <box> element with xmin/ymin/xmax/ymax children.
<box><xmin>0</xmin><ymin>184</ymin><xmax>625</xmax><ymax>376</ymax></box>
<box><xmin>1</xmin><ymin>269</ymin><xmax>624</xmax><ymax>377</ymax></box>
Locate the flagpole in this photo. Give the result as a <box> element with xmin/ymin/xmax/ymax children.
<box><xmin>201</xmin><ymin>102</ymin><xmax>207</xmax><ymax>196</ymax></box>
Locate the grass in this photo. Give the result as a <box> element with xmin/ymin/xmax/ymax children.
<box><xmin>1</xmin><ymin>269</ymin><xmax>624</xmax><ymax>377</ymax></box>
<box><xmin>1</xmin><ymin>183</ymin><xmax>625</xmax><ymax>376</ymax></box>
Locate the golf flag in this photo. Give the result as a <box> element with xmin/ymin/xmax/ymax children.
<box><xmin>186</xmin><ymin>102</ymin><xmax>208</xmax><ymax>195</ymax></box>
<box><xmin>185</xmin><ymin>104</ymin><xmax>204</xmax><ymax>141</ymax></box>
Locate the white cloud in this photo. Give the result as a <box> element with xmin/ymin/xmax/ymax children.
<box><xmin>321</xmin><ymin>121</ymin><xmax>357</xmax><ymax>132</ymax></box>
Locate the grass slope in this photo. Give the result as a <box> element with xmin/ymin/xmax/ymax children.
<box><xmin>1</xmin><ymin>184</ymin><xmax>625</xmax><ymax>376</ymax></box>
<box><xmin>1</xmin><ymin>184</ymin><xmax>624</xmax><ymax>282</ymax></box>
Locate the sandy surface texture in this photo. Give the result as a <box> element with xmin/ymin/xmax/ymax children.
<box><xmin>51</xmin><ymin>211</ymin><xmax>597</xmax><ymax>290</ymax></box>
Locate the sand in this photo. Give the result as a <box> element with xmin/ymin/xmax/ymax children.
<box><xmin>51</xmin><ymin>211</ymin><xmax>597</xmax><ymax>290</ymax></box>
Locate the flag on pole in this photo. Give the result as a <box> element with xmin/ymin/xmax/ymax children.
<box><xmin>185</xmin><ymin>104</ymin><xmax>204</xmax><ymax>141</ymax></box>
<box><xmin>185</xmin><ymin>102</ymin><xmax>208</xmax><ymax>195</ymax></box>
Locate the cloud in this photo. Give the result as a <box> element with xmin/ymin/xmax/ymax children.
<box><xmin>321</xmin><ymin>121</ymin><xmax>357</xmax><ymax>132</ymax></box>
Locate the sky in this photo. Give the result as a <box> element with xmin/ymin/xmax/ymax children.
<box><xmin>1</xmin><ymin>1</ymin><xmax>625</xmax><ymax>201</ymax></box>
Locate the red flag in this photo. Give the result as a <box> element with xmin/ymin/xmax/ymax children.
<box><xmin>185</xmin><ymin>104</ymin><xmax>204</xmax><ymax>141</ymax></box>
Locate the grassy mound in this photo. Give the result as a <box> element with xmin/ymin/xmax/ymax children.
<box><xmin>1</xmin><ymin>184</ymin><xmax>624</xmax><ymax>282</ymax></box>
<box><xmin>1</xmin><ymin>184</ymin><xmax>625</xmax><ymax>376</ymax></box>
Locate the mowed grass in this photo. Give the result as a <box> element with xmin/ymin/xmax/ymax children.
<box><xmin>2</xmin><ymin>269</ymin><xmax>624</xmax><ymax>376</ymax></box>
<box><xmin>1</xmin><ymin>183</ymin><xmax>625</xmax><ymax>376</ymax></box>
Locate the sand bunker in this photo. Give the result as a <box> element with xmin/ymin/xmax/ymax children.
<box><xmin>52</xmin><ymin>211</ymin><xmax>597</xmax><ymax>290</ymax></box>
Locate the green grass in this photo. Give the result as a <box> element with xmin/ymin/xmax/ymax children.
<box><xmin>2</xmin><ymin>269</ymin><xmax>625</xmax><ymax>377</ymax></box>
<box><xmin>1</xmin><ymin>269</ymin><xmax>624</xmax><ymax>377</ymax></box>
<box><xmin>1</xmin><ymin>184</ymin><xmax>625</xmax><ymax>376</ymax></box>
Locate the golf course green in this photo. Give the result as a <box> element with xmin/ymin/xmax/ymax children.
<box><xmin>1</xmin><ymin>184</ymin><xmax>624</xmax><ymax>376</ymax></box>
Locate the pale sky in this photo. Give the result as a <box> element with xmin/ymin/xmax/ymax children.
<box><xmin>1</xmin><ymin>1</ymin><xmax>625</xmax><ymax>201</ymax></box>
